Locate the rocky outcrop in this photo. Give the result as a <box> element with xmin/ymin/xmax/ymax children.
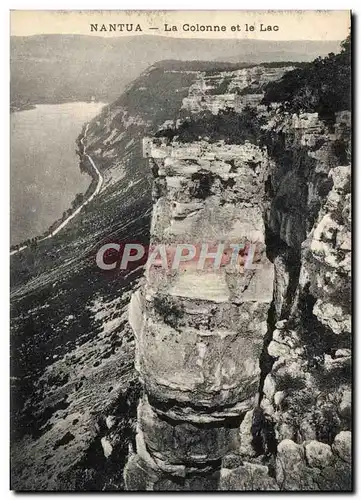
<box><xmin>181</xmin><ymin>66</ymin><xmax>294</xmax><ymax>115</ymax></box>
<box><xmin>258</xmin><ymin>110</ymin><xmax>352</xmax><ymax>490</ymax></box>
<box><xmin>11</xmin><ymin>56</ymin><xmax>351</xmax><ymax>491</ymax></box>
<box><xmin>125</xmin><ymin>135</ymin><xmax>274</xmax><ymax>490</ymax></box>
<box><xmin>274</xmin><ymin>436</ymin><xmax>351</xmax><ymax>491</ymax></box>
<box><xmin>10</xmin><ymin>62</ymin><xmax>203</xmax><ymax>491</ymax></box>
<box><xmin>126</xmin><ymin>64</ymin><xmax>351</xmax><ymax>490</ymax></box>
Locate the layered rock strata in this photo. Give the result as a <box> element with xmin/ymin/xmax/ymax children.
<box><xmin>181</xmin><ymin>66</ymin><xmax>294</xmax><ymax>115</ymax></box>
<box><xmin>257</xmin><ymin>111</ymin><xmax>352</xmax><ymax>491</ymax></box>
<box><xmin>125</xmin><ymin>138</ymin><xmax>274</xmax><ymax>490</ymax></box>
<box><xmin>124</xmin><ymin>63</ymin><xmax>351</xmax><ymax>490</ymax></box>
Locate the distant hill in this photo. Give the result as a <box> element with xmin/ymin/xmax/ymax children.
<box><xmin>10</xmin><ymin>34</ymin><xmax>342</xmax><ymax>107</ymax></box>
<box><xmin>214</xmin><ymin>39</ymin><xmax>344</xmax><ymax>63</ymax></box>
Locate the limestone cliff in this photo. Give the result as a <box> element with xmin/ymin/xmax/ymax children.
<box><xmin>125</xmin><ymin>137</ymin><xmax>274</xmax><ymax>489</ymax></box>
<box><xmin>126</xmin><ymin>59</ymin><xmax>352</xmax><ymax>491</ymax></box>
<box><xmin>11</xmin><ymin>53</ymin><xmax>351</xmax><ymax>491</ymax></box>
<box><xmin>10</xmin><ymin>62</ymin><xmax>203</xmax><ymax>491</ymax></box>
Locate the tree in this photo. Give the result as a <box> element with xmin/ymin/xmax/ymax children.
<box><xmin>72</xmin><ymin>193</ymin><xmax>84</xmax><ymax>208</ymax></box>
<box><xmin>262</xmin><ymin>34</ymin><xmax>351</xmax><ymax>120</ymax></box>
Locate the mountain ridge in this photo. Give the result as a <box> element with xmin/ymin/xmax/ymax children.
<box><xmin>11</xmin><ymin>34</ymin><xmax>342</xmax><ymax>107</ymax></box>
<box><xmin>10</xmin><ymin>41</ymin><xmax>351</xmax><ymax>490</ymax></box>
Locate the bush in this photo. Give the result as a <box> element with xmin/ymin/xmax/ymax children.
<box><xmin>262</xmin><ymin>35</ymin><xmax>351</xmax><ymax>120</ymax></box>
<box><xmin>173</xmin><ymin>106</ymin><xmax>266</xmax><ymax>144</ymax></box>
<box><xmin>207</xmin><ymin>77</ymin><xmax>232</xmax><ymax>95</ymax></box>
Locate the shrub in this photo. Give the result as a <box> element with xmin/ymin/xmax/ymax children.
<box><xmin>174</xmin><ymin>106</ymin><xmax>266</xmax><ymax>144</ymax></box>
<box><xmin>262</xmin><ymin>34</ymin><xmax>351</xmax><ymax>120</ymax></box>
<box><xmin>207</xmin><ymin>77</ymin><xmax>232</xmax><ymax>95</ymax></box>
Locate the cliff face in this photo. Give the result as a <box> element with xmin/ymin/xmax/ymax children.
<box><xmin>11</xmin><ymin>35</ymin><xmax>340</xmax><ymax>109</ymax></box>
<box><xmin>11</xmin><ymin>57</ymin><xmax>351</xmax><ymax>491</ymax></box>
<box><xmin>125</xmin><ymin>135</ymin><xmax>274</xmax><ymax>489</ymax></box>
<box><xmin>10</xmin><ymin>63</ymin><xmax>203</xmax><ymax>491</ymax></box>
<box><xmin>126</xmin><ymin>64</ymin><xmax>352</xmax><ymax>490</ymax></box>
<box><xmin>181</xmin><ymin>65</ymin><xmax>294</xmax><ymax>115</ymax></box>
<box><xmin>259</xmin><ymin>111</ymin><xmax>351</xmax><ymax>491</ymax></box>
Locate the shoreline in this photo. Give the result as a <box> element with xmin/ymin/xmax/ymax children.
<box><xmin>10</xmin><ymin>99</ymin><xmax>105</xmax><ymax>114</ymax></box>
<box><xmin>10</xmin><ymin>123</ymin><xmax>103</xmax><ymax>256</ymax></box>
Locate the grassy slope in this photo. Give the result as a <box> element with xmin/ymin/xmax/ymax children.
<box><xmin>10</xmin><ymin>63</ymin><xmax>201</xmax><ymax>490</ymax></box>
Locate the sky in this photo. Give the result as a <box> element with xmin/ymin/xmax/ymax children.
<box><xmin>10</xmin><ymin>10</ymin><xmax>350</xmax><ymax>41</ymax></box>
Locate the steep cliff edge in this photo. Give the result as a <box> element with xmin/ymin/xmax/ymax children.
<box><xmin>125</xmin><ymin>136</ymin><xmax>275</xmax><ymax>490</ymax></box>
<box><xmin>11</xmin><ymin>43</ymin><xmax>351</xmax><ymax>491</ymax></box>
<box><xmin>126</xmin><ymin>42</ymin><xmax>351</xmax><ymax>491</ymax></box>
<box><xmin>10</xmin><ymin>63</ymin><xmax>203</xmax><ymax>491</ymax></box>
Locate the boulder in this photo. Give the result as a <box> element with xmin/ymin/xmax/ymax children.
<box><xmin>305</xmin><ymin>441</ymin><xmax>332</xmax><ymax>468</ymax></box>
<box><xmin>332</xmin><ymin>431</ymin><xmax>352</xmax><ymax>463</ymax></box>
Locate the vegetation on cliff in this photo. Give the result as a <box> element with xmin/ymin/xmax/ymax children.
<box><xmin>10</xmin><ymin>62</ymin><xmax>204</xmax><ymax>491</ymax></box>
<box><xmin>158</xmin><ymin>106</ymin><xmax>266</xmax><ymax>145</ymax></box>
<box><xmin>11</xmin><ymin>33</ymin><xmax>352</xmax><ymax>489</ymax></box>
<box><xmin>262</xmin><ymin>35</ymin><xmax>351</xmax><ymax>119</ymax></box>
<box><xmin>11</xmin><ymin>35</ymin><xmax>338</xmax><ymax>109</ymax></box>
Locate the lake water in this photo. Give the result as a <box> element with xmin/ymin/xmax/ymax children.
<box><xmin>10</xmin><ymin>102</ymin><xmax>105</xmax><ymax>246</ymax></box>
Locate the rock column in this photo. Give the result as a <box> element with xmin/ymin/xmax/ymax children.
<box><xmin>125</xmin><ymin>138</ymin><xmax>274</xmax><ymax>490</ymax></box>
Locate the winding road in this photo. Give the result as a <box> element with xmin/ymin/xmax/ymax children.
<box><xmin>10</xmin><ymin>123</ymin><xmax>103</xmax><ymax>256</ymax></box>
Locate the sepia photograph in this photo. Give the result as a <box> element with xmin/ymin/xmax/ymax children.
<box><xmin>9</xmin><ymin>9</ymin><xmax>352</xmax><ymax>491</ymax></box>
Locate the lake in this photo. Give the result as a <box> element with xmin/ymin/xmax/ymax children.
<box><xmin>10</xmin><ymin>102</ymin><xmax>105</xmax><ymax>246</ymax></box>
